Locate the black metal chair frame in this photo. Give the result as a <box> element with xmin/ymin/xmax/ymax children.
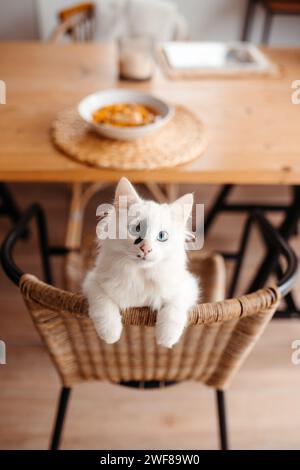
<box><xmin>205</xmin><ymin>184</ymin><xmax>300</xmax><ymax>317</ymax></box>
<box><xmin>0</xmin><ymin>183</ymin><xmax>24</xmax><ymax>229</ymax></box>
<box><xmin>0</xmin><ymin>204</ymin><xmax>298</xmax><ymax>450</ymax></box>
<box><xmin>242</xmin><ymin>0</ymin><xmax>300</xmax><ymax>44</ymax></box>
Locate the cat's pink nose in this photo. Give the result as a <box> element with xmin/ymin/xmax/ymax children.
<box><xmin>140</xmin><ymin>243</ymin><xmax>152</xmax><ymax>256</ymax></box>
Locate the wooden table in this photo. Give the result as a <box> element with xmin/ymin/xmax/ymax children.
<box><xmin>0</xmin><ymin>42</ymin><xmax>300</xmax><ymax>185</ymax></box>
<box><xmin>0</xmin><ymin>42</ymin><xmax>299</xmax><ymax>313</ymax></box>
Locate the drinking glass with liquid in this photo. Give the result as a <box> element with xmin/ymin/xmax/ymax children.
<box><xmin>118</xmin><ymin>36</ymin><xmax>154</xmax><ymax>81</ymax></box>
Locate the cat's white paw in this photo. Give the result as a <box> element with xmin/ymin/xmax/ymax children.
<box><xmin>90</xmin><ymin>309</ymin><xmax>122</xmax><ymax>344</ymax></box>
<box><xmin>155</xmin><ymin>321</ymin><xmax>185</xmax><ymax>348</ymax></box>
<box><xmin>155</xmin><ymin>307</ymin><xmax>186</xmax><ymax>348</ymax></box>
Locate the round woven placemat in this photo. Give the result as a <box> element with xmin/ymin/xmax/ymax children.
<box><xmin>52</xmin><ymin>105</ymin><xmax>207</xmax><ymax>170</ymax></box>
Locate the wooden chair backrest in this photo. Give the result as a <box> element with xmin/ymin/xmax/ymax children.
<box><xmin>49</xmin><ymin>2</ymin><xmax>95</xmax><ymax>43</ymax></box>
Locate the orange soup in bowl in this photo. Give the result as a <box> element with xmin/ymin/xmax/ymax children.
<box><xmin>92</xmin><ymin>102</ymin><xmax>159</xmax><ymax>128</ymax></box>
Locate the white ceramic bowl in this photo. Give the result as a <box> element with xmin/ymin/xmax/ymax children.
<box><xmin>78</xmin><ymin>89</ymin><xmax>173</xmax><ymax>141</ymax></box>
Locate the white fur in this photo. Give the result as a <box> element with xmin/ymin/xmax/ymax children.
<box><xmin>83</xmin><ymin>178</ymin><xmax>199</xmax><ymax>348</ymax></box>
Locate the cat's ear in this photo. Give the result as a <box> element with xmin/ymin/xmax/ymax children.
<box><xmin>115</xmin><ymin>177</ymin><xmax>140</xmax><ymax>206</ymax></box>
<box><xmin>171</xmin><ymin>193</ymin><xmax>194</xmax><ymax>224</ymax></box>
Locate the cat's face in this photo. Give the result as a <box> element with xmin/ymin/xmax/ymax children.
<box><xmin>98</xmin><ymin>178</ymin><xmax>193</xmax><ymax>268</ymax></box>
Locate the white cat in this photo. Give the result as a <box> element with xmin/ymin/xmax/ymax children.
<box><xmin>83</xmin><ymin>177</ymin><xmax>199</xmax><ymax>348</ymax></box>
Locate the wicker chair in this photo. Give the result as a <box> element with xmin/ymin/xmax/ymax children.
<box><xmin>1</xmin><ymin>204</ymin><xmax>297</xmax><ymax>450</ymax></box>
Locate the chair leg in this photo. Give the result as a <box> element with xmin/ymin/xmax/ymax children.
<box><xmin>216</xmin><ymin>390</ymin><xmax>229</xmax><ymax>450</ymax></box>
<box><xmin>205</xmin><ymin>185</ymin><xmax>233</xmax><ymax>235</ymax></box>
<box><xmin>262</xmin><ymin>9</ymin><xmax>273</xmax><ymax>44</ymax></box>
<box><xmin>0</xmin><ymin>183</ymin><xmax>29</xmax><ymax>239</ymax></box>
<box><xmin>241</xmin><ymin>0</ymin><xmax>257</xmax><ymax>41</ymax></box>
<box><xmin>50</xmin><ymin>387</ymin><xmax>71</xmax><ymax>450</ymax></box>
<box><xmin>0</xmin><ymin>183</ymin><xmax>22</xmax><ymax>224</ymax></box>
<box><xmin>285</xmin><ymin>291</ymin><xmax>299</xmax><ymax>314</ymax></box>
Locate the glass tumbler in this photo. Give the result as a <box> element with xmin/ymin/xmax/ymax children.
<box><xmin>118</xmin><ymin>36</ymin><xmax>154</xmax><ymax>81</ymax></box>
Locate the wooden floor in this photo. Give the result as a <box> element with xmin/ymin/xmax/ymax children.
<box><xmin>0</xmin><ymin>182</ymin><xmax>299</xmax><ymax>450</ymax></box>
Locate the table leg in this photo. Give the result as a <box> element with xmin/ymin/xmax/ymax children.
<box><xmin>65</xmin><ymin>182</ymin><xmax>83</xmax><ymax>251</ymax></box>
<box><xmin>146</xmin><ymin>183</ymin><xmax>179</xmax><ymax>203</ymax></box>
<box><xmin>165</xmin><ymin>183</ymin><xmax>179</xmax><ymax>202</ymax></box>
<box><xmin>64</xmin><ymin>182</ymin><xmax>110</xmax><ymax>291</ymax></box>
<box><xmin>65</xmin><ymin>182</ymin><xmax>109</xmax><ymax>251</ymax></box>
<box><xmin>145</xmin><ymin>182</ymin><xmax>168</xmax><ymax>203</ymax></box>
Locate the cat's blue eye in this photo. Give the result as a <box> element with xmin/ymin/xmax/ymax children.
<box><xmin>157</xmin><ymin>231</ymin><xmax>168</xmax><ymax>242</ymax></box>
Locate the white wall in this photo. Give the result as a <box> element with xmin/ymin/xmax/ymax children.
<box><xmin>174</xmin><ymin>0</ymin><xmax>300</xmax><ymax>45</ymax></box>
<box><xmin>0</xmin><ymin>0</ymin><xmax>39</xmax><ymax>40</ymax></box>
<box><xmin>0</xmin><ymin>0</ymin><xmax>299</xmax><ymax>44</ymax></box>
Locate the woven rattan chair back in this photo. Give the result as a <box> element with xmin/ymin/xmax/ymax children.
<box><xmin>19</xmin><ymin>251</ymin><xmax>280</xmax><ymax>391</ymax></box>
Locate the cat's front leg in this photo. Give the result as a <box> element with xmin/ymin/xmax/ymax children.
<box><xmin>88</xmin><ymin>294</ymin><xmax>122</xmax><ymax>344</ymax></box>
<box><xmin>155</xmin><ymin>303</ymin><xmax>188</xmax><ymax>349</ymax></box>
<box><xmin>155</xmin><ymin>275</ymin><xmax>198</xmax><ymax>348</ymax></box>
<box><xmin>83</xmin><ymin>271</ymin><xmax>122</xmax><ymax>344</ymax></box>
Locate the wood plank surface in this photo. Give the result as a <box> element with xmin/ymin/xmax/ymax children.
<box><xmin>0</xmin><ymin>43</ymin><xmax>299</xmax><ymax>184</ymax></box>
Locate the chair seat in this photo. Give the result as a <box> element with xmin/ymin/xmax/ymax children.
<box><xmin>64</xmin><ymin>233</ymin><xmax>226</xmax><ymax>304</ymax></box>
